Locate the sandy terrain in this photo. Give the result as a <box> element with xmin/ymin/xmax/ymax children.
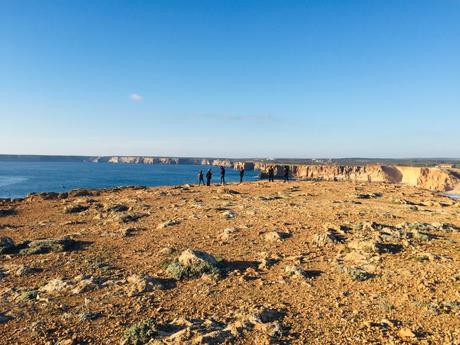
<box><xmin>1</xmin><ymin>181</ymin><xmax>459</xmax><ymax>344</ymax></box>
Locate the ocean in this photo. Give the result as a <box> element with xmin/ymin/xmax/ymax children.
<box><xmin>0</xmin><ymin>162</ymin><xmax>259</xmax><ymax>199</ymax></box>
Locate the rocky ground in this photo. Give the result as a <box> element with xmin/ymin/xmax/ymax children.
<box><xmin>0</xmin><ymin>181</ymin><xmax>459</xmax><ymax>345</ymax></box>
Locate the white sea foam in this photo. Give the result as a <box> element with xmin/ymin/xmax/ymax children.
<box><xmin>0</xmin><ymin>176</ymin><xmax>28</xmax><ymax>187</ymax></box>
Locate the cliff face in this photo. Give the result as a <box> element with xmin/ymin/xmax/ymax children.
<box><xmin>99</xmin><ymin>156</ymin><xmax>256</xmax><ymax>171</ymax></box>
<box><xmin>254</xmin><ymin>163</ymin><xmax>460</xmax><ymax>192</ymax></box>
<box><xmin>103</xmin><ymin>156</ymin><xmax>204</xmax><ymax>165</ymax></box>
<box><xmin>211</xmin><ymin>159</ymin><xmax>233</xmax><ymax>168</ymax></box>
<box><xmin>396</xmin><ymin>166</ymin><xmax>460</xmax><ymax>192</ymax></box>
<box><xmin>233</xmin><ymin>161</ymin><xmax>255</xmax><ymax>170</ymax></box>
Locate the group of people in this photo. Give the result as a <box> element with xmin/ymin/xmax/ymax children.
<box><xmin>197</xmin><ymin>165</ymin><xmax>290</xmax><ymax>186</ymax></box>
<box><xmin>267</xmin><ymin>165</ymin><xmax>289</xmax><ymax>182</ymax></box>
<box><xmin>198</xmin><ymin>166</ymin><xmax>245</xmax><ymax>186</ymax></box>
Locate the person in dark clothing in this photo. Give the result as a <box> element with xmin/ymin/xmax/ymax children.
<box><xmin>283</xmin><ymin>165</ymin><xmax>289</xmax><ymax>182</ymax></box>
<box><xmin>220</xmin><ymin>166</ymin><xmax>226</xmax><ymax>185</ymax></box>
<box><xmin>206</xmin><ymin>169</ymin><xmax>212</xmax><ymax>186</ymax></box>
<box><xmin>198</xmin><ymin>170</ymin><xmax>205</xmax><ymax>186</ymax></box>
<box><xmin>268</xmin><ymin>166</ymin><xmax>275</xmax><ymax>182</ymax></box>
<box><xmin>239</xmin><ymin>167</ymin><xmax>245</xmax><ymax>183</ymax></box>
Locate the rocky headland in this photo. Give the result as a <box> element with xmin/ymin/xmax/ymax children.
<box><xmin>1</xmin><ymin>180</ymin><xmax>459</xmax><ymax>344</ymax></box>
<box><xmin>90</xmin><ymin>156</ymin><xmax>460</xmax><ymax>193</ymax></box>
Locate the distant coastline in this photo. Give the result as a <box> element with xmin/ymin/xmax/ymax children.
<box><xmin>1</xmin><ymin>155</ymin><xmax>460</xmax><ymax>193</ymax></box>
<box><xmin>1</xmin><ymin>154</ymin><xmax>460</xmax><ymax>167</ymax></box>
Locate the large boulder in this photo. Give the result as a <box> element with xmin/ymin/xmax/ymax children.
<box><xmin>178</xmin><ymin>249</ymin><xmax>218</xmax><ymax>267</ymax></box>
<box><xmin>165</xmin><ymin>249</ymin><xmax>220</xmax><ymax>280</ymax></box>
<box><xmin>19</xmin><ymin>237</ymin><xmax>80</xmax><ymax>255</ymax></box>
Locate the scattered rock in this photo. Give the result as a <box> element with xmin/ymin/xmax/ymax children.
<box><xmin>347</xmin><ymin>267</ymin><xmax>373</xmax><ymax>281</ymax></box>
<box><xmin>119</xmin><ymin>213</ymin><xmax>145</xmax><ymax>223</ymax></box>
<box><xmin>217</xmin><ymin>188</ymin><xmax>240</xmax><ymax>195</ymax></box>
<box><xmin>107</xmin><ymin>204</ymin><xmax>129</xmax><ymax>212</ymax></box>
<box><xmin>0</xmin><ymin>208</ymin><xmax>16</xmax><ymax>217</ymax></box>
<box><xmin>69</xmin><ymin>189</ymin><xmax>93</xmax><ymax>197</ymax></box>
<box><xmin>284</xmin><ymin>265</ymin><xmax>306</xmax><ymax>279</ymax></box>
<box><xmin>14</xmin><ymin>265</ymin><xmax>39</xmax><ymax>276</ymax></box>
<box><xmin>263</xmin><ymin>230</ymin><xmax>290</xmax><ymax>243</ymax></box>
<box><xmin>38</xmin><ymin>192</ymin><xmax>60</xmax><ymax>200</ymax></box>
<box><xmin>0</xmin><ymin>237</ymin><xmax>16</xmax><ymax>254</ymax></box>
<box><xmin>313</xmin><ymin>229</ymin><xmax>344</xmax><ymax>246</ymax></box>
<box><xmin>64</xmin><ymin>204</ymin><xmax>89</xmax><ymax>214</ymax></box>
<box><xmin>79</xmin><ymin>311</ymin><xmax>101</xmax><ymax>321</ymax></box>
<box><xmin>157</xmin><ymin>219</ymin><xmax>181</xmax><ymax>229</ymax></box>
<box><xmin>125</xmin><ymin>274</ymin><xmax>163</xmax><ymax>296</ymax></box>
<box><xmin>222</xmin><ymin>210</ymin><xmax>236</xmax><ymax>219</ymax></box>
<box><xmin>0</xmin><ymin>313</ymin><xmax>12</xmax><ymax>324</ymax></box>
<box><xmin>20</xmin><ymin>289</ymin><xmax>38</xmax><ymax>301</ymax></box>
<box><xmin>165</xmin><ymin>249</ymin><xmax>220</xmax><ymax>280</ymax></box>
<box><xmin>19</xmin><ymin>237</ymin><xmax>81</xmax><ymax>255</ymax></box>
<box><xmin>121</xmin><ymin>227</ymin><xmax>138</xmax><ymax>237</ymax></box>
<box><xmin>178</xmin><ymin>249</ymin><xmax>218</xmax><ymax>267</ymax></box>
<box><xmin>159</xmin><ymin>247</ymin><xmax>175</xmax><ymax>255</ymax></box>
<box><xmin>259</xmin><ymin>195</ymin><xmax>282</xmax><ymax>201</ymax></box>
<box><xmin>398</xmin><ymin>327</ymin><xmax>416</xmax><ymax>339</ymax></box>
<box><xmin>219</xmin><ymin>227</ymin><xmax>238</xmax><ymax>241</ymax></box>
<box><xmin>71</xmin><ymin>276</ymin><xmax>99</xmax><ymax>294</ymax></box>
<box><xmin>39</xmin><ymin>278</ymin><xmax>70</xmax><ymax>295</ymax></box>
<box><xmin>355</xmin><ymin>193</ymin><xmax>382</xmax><ymax>199</ymax></box>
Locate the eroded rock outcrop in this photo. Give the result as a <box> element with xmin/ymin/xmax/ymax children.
<box><xmin>255</xmin><ymin>163</ymin><xmax>460</xmax><ymax>192</ymax></box>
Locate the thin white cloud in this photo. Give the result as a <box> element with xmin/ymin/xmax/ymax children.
<box><xmin>129</xmin><ymin>93</ymin><xmax>143</xmax><ymax>101</ymax></box>
<box><xmin>196</xmin><ymin>113</ymin><xmax>276</xmax><ymax>122</ymax></box>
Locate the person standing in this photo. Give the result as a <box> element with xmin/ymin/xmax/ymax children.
<box><xmin>268</xmin><ymin>166</ymin><xmax>275</xmax><ymax>182</ymax></box>
<box><xmin>220</xmin><ymin>166</ymin><xmax>226</xmax><ymax>185</ymax></box>
<box><xmin>198</xmin><ymin>170</ymin><xmax>205</xmax><ymax>186</ymax></box>
<box><xmin>239</xmin><ymin>167</ymin><xmax>245</xmax><ymax>183</ymax></box>
<box><xmin>206</xmin><ymin>169</ymin><xmax>212</xmax><ymax>186</ymax></box>
<box><xmin>283</xmin><ymin>165</ymin><xmax>289</xmax><ymax>182</ymax></box>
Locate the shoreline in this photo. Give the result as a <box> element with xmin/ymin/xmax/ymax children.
<box><xmin>3</xmin><ymin>179</ymin><xmax>460</xmax><ymax>204</ymax></box>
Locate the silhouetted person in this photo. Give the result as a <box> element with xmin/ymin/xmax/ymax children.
<box><xmin>283</xmin><ymin>165</ymin><xmax>289</xmax><ymax>182</ymax></box>
<box><xmin>198</xmin><ymin>170</ymin><xmax>205</xmax><ymax>186</ymax></box>
<box><xmin>268</xmin><ymin>166</ymin><xmax>275</xmax><ymax>182</ymax></box>
<box><xmin>220</xmin><ymin>166</ymin><xmax>226</xmax><ymax>185</ymax></box>
<box><xmin>239</xmin><ymin>167</ymin><xmax>245</xmax><ymax>183</ymax></box>
<box><xmin>206</xmin><ymin>169</ymin><xmax>212</xmax><ymax>186</ymax></box>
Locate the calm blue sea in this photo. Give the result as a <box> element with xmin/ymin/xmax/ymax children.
<box><xmin>0</xmin><ymin>162</ymin><xmax>259</xmax><ymax>199</ymax></box>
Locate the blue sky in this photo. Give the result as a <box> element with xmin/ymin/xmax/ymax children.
<box><xmin>1</xmin><ymin>0</ymin><xmax>459</xmax><ymax>158</ymax></box>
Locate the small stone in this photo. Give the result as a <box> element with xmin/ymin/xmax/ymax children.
<box><xmin>398</xmin><ymin>327</ymin><xmax>416</xmax><ymax>338</ymax></box>
<box><xmin>125</xmin><ymin>274</ymin><xmax>163</xmax><ymax>296</ymax></box>
<box><xmin>263</xmin><ymin>231</ymin><xmax>289</xmax><ymax>243</ymax></box>
<box><xmin>157</xmin><ymin>219</ymin><xmax>181</xmax><ymax>229</ymax></box>
<box><xmin>0</xmin><ymin>313</ymin><xmax>12</xmax><ymax>323</ymax></box>
<box><xmin>64</xmin><ymin>204</ymin><xmax>89</xmax><ymax>214</ymax></box>
<box><xmin>39</xmin><ymin>278</ymin><xmax>70</xmax><ymax>295</ymax></box>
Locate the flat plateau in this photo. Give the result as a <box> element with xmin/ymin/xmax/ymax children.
<box><xmin>1</xmin><ymin>181</ymin><xmax>459</xmax><ymax>344</ymax></box>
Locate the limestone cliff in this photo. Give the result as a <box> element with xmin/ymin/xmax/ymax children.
<box><xmin>233</xmin><ymin>161</ymin><xmax>256</xmax><ymax>170</ymax></box>
<box><xmin>211</xmin><ymin>159</ymin><xmax>233</xmax><ymax>168</ymax></box>
<box><xmin>255</xmin><ymin>163</ymin><xmax>460</xmax><ymax>192</ymax></box>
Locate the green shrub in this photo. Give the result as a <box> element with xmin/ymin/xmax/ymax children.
<box><xmin>123</xmin><ymin>319</ymin><xmax>157</xmax><ymax>345</ymax></box>
<box><xmin>348</xmin><ymin>267</ymin><xmax>372</xmax><ymax>281</ymax></box>
<box><xmin>164</xmin><ymin>260</ymin><xmax>220</xmax><ymax>280</ymax></box>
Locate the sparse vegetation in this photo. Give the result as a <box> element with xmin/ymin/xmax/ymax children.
<box><xmin>347</xmin><ymin>267</ymin><xmax>373</xmax><ymax>281</ymax></box>
<box><xmin>164</xmin><ymin>259</ymin><xmax>220</xmax><ymax>280</ymax></box>
<box><xmin>123</xmin><ymin>319</ymin><xmax>157</xmax><ymax>345</ymax></box>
